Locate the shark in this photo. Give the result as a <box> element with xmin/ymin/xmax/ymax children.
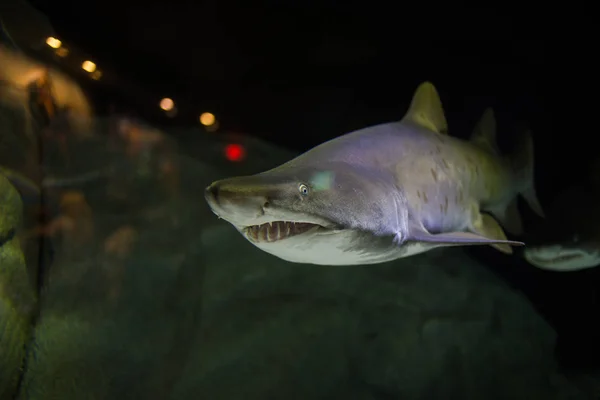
<box><xmin>523</xmin><ymin>184</ymin><xmax>600</xmax><ymax>272</ymax></box>
<box><xmin>204</xmin><ymin>82</ymin><xmax>545</xmax><ymax>265</ymax></box>
<box><xmin>0</xmin><ymin>165</ymin><xmax>112</xmax><ymax>204</ymax></box>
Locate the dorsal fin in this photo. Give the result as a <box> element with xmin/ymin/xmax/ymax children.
<box><xmin>470</xmin><ymin>108</ymin><xmax>499</xmax><ymax>155</ymax></box>
<box><xmin>403</xmin><ymin>81</ymin><xmax>448</xmax><ymax>135</ymax></box>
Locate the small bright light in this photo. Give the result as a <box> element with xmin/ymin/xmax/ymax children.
<box><xmin>82</xmin><ymin>60</ymin><xmax>96</xmax><ymax>73</ymax></box>
<box><xmin>46</xmin><ymin>37</ymin><xmax>61</xmax><ymax>49</ymax></box>
<box><xmin>199</xmin><ymin>112</ymin><xmax>216</xmax><ymax>126</ymax></box>
<box><xmin>224</xmin><ymin>143</ymin><xmax>245</xmax><ymax>162</ymax></box>
<box><xmin>91</xmin><ymin>70</ymin><xmax>102</xmax><ymax>80</ymax></box>
<box><xmin>160</xmin><ymin>98</ymin><xmax>174</xmax><ymax>111</ymax></box>
<box><xmin>55</xmin><ymin>47</ymin><xmax>69</xmax><ymax>57</ymax></box>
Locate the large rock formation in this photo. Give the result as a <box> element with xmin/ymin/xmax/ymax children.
<box><xmin>0</xmin><ymin>173</ymin><xmax>36</xmax><ymax>400</ymax></box>
<box><xmin>14</xmin><ymin>138</ymin><xmax>595</xmax><ymax>399</ymax></box>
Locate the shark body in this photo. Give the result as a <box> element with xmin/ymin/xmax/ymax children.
<box><xmin>204</xmin><ymin>82</ymin><xmax>545</xmax><ymax>265</ymax></box>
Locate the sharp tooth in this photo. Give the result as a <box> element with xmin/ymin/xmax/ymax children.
<box><xmin>274</xmin><ymin>222</ymin><xmax>281</xmax><ymax>241</ymax></box>
<box><xmin>260</xmin><ymin>224</ymin><xmax>268</xmax><ymax>241</ymax></box>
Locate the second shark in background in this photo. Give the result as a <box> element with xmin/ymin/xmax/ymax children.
<box><xmin>524</xmin><ymin>161</ymin><xmax>600</xmax><ymax>271</ymax></box>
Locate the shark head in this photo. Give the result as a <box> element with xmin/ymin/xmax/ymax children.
<box><xmin>204</xmin><ymin>161</ymin><xmax>409</xmax><ymax>265</ymax></box>
<box><xmin>523</xmin><ymin>235</ymin><xmax>600</xmax><ymax>272</ymax></box>
<box><xmin>523</xmin><ymin>186</ymin><xmax>600</xmax><ymax>271</ymax></box>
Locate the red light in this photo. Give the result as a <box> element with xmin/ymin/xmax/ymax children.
<box><xmin>224</xmin><ymin>143</ymin><xmax>245</xmax><ymax>162</ymax></box>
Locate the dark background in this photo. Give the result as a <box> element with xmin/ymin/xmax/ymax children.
<box><xmin>18</xmin><ymin>0</ymin><xmax>600</xmax><ymax>374</ymax></box>
<box><xmin>24</xmin><ymin>2</ymin><xmax>547</xmax><ymax>144</ymax></box>
<box><xmin>18</xmin><ymin>1</ymin><xmax>582</xmax><ymax>202</ymax></box>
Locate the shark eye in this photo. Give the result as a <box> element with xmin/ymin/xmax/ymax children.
<box><xmin>298</xmin><ymin>183</ymin><xmax>309</xmax><ymax>196</ymax></box>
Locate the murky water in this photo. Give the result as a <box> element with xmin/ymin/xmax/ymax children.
<box><xmin>1</xmin><ymin>43</ymin><xmax>598</xmax><ymax>400</ymax></box>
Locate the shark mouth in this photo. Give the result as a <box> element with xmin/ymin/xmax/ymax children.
<box><xmin>525</xmin><ymin>246</ymin><xmax>600</xmax><ymax>271</ymax></box>
<box><xmin>244</xmin><ymin>221</ymin><xmax>323</xmax><ymax>242</ymax></box>
<box><xmin>527</xmin><ymin>252</ymin><xmax>583</xmax><ymax>264</ymax></box>
<box><xmin>524</xmin><ymin>244</ymin><xmax>589</xmax><ymax>266</ymax></box>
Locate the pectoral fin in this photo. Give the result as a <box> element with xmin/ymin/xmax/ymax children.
<box><xmin>407</xmin><ymin>222</ymin><xmax>524</xmax><ymax>253</ymax></box>
<box><xmin>470</xmin><ymin>213</ymin><xmax>520</xmax><ymax>254</ymax></box>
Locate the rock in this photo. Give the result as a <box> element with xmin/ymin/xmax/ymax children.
<box><xmin>0</xmin><ymin>173</ymin><xmax>36</xmax><ymax>400</ymax></box>
<box><xmin>14</xmin><ymin>142</ymin><xmax>596</xmax><ymax>399</ymax></box>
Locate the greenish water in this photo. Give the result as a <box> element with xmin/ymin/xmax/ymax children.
<box><xmin>1</xmin><ymin>58</ymin><xmax>599</xmax><ymax>399</ymax></box>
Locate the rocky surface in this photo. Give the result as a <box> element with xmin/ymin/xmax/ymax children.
<box><xmin>13</xmin><ymin>148</ymin><xmax>595</xmax><ymax>400</ymax></box>
<box><xmin>0</xmin><ymin>173</ymin><xmax>36</xmax><ymax>400</ymax></box>
<box><xmin>0</xmin><ymin>106</ymin><xmax>595</xmax><ymax>398</ymax></box>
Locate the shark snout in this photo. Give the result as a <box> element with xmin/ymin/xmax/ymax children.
<box><xmin>204</xmin><ymin>179</ymin><xmax>269</xmax><ymax>223</ymax></box>
<box><xmin>204</xmin><ymin>182</ymin><xmax>221</xmax><ymax>206</ymax></box>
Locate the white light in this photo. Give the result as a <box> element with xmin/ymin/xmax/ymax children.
<box><xmin>199</xmin><ymin>112</ymin><xmax>216</xmax><ymax>126</ymax></box>
<box><xmin>46</xmin><ymin>37</ymin><xmax>61</xmax><ymax>49</ymax></box>
<box><xmin>82</xmin><ymin>60</ymin><xmax>96</xmax><ymax>73</ymax></box>
<box><xmin>160</xmin><ymin>98</ymin><xmax>174</xmax><ymax>111</ymax></box>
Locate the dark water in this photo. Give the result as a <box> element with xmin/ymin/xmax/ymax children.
<box><xmin>1</xmin><ymin>46</ymin><xmax>599</xmax><ymax>399</ymax></box>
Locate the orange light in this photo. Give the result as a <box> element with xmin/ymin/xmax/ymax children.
<box><xmin>55</xmin><ymin>47</ymin><xmax>69</xmax><ymax>57</ymax></box>
<box><xmin>46</xmin><ymin>37</ymin><xmax>61</xmax><ymax>49</ymax></box>
<box><xmin>160</xmin><ymin>98</ymin><xmax>174</xmax><ymax>111</ymax></box>
<box><xmin>82</xmin><ymin>60</ymin><xmax>96</xmax><ymax>73</ymax></box>
<box><xmin>224</xmin><ymin>144</ymin><xmax>245</xmax><ymax>162</ymax></box>
<box><xmin>91</xmin><ymin>70</ymin><xmax>102</xmax><ymax>80</ymax></box>
<box><xmin>199</xmin><ymin>112</ymin><xmax>216</xmax><ymax>126</ymax></box>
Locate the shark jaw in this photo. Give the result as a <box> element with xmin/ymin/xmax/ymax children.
<box><xmin>524</xmin><ymin>245</ymin><xmax>600</xmax><ymax>271</ymax></box>
<box><xmin>205</xmin><ymin>192</ymin><xmax>412</xmax><ymax>265</ymax></box>
<box><xmin>243</xmin><ymin>221</ymin><xmax>325</xmax><ymax>243</ymax></box>
<box><xmin>230</xmin><ymin>216</ymin><xmax>392</xmax><ymax>266</ymax></box>
<box><xmin>237</xmin><ymin>222</ymin><xmax>409</xmax><ymax>265</ymax></box>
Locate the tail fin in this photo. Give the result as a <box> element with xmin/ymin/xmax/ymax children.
<box><xmin>509</xmin><ymin>130</ymin><xmax>545</xmax><ymax>218</ymax></box>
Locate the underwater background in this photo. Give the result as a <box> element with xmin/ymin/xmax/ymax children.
<box><xmin>1</xmin><ymin>2</ymin><xmax>599</xmax><ymax>399</ymax></box>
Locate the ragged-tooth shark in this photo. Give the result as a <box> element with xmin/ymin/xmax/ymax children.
<box><xmin>0</xmin><ymin>166</ymin><xmax>112</xmax><ymax>198</ymax></box>
<box><xmin>524</xmin><ymin>183</ymin><xmax>600</xmax><ymax>272</ymax></box>
<box><xmin>204</xmin><ymin>82</ymin><xmax>545</xmax><ymax>265</ymax></box>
